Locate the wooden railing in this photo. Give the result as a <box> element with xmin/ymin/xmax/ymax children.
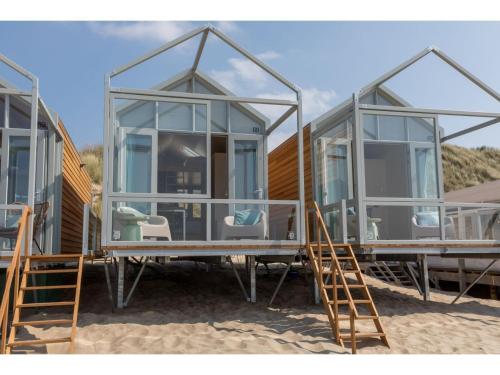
<box><xmin>0</xmin><ymin>206</ymin><xmax>31</xmax><ymax>354</ymax></box>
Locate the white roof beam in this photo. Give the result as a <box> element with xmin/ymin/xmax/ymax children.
<box><xmin>0</xmin><ymin>53</ymin><xmax>36</xmax><ymax>81</ymax></box>
<box><xmin>441</xmin><ymin>117</ymin><xmax>500</xmax><ymax>142</ymax></box>
<box><xmin>191</xmin><ymin>29</ymin><xmax>209</xmax><ymax>73</ymax></box>
<box><xmin>110</xmin><ymin>25</ymin><xmax>208</xmax><ymax>78</ymax></box>
<box><xmin>208</xmin><ymin>26</ymin><xmax>300</xmax><ymax>93</ymax></box>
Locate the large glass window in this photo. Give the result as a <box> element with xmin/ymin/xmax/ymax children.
<box><xmin>194</xmin><ymin>79</ymin><xmax>227</xmax><ymax>132</ymax></box>
<box><xmin>10</xmin><ymin>104</ymin><xmax>30</xmax><ymax>129</ymax></box>
<box><xmin>8</xmin><ymin>136</ymin><xmax>30</xmax><ymax>203</ymax></box>
<box><xmin>366</xmin><ymin>205</ymin><xmax>442</xmax><ymax>241</ymax></box>
<box><xmin>230</xmin><ymin>105</ymin><xmax>263</xmax><ymax>134</ymax></box>
<box><xmin>117</xmin><ymin>100</ymin><xmax>155</xmax><ymax>129</ymax></box>
<box><xmin>363</xmin><ymin>113</ymin><xmax>438</xmax><ymax>199</ymax></box>
<box><xmin>125</xmin><ymin>134</ymin><xmax>152</xmax><ymax>193</ymax></box>
<box><xmin>158</xmin><ymin>102</ymin><xmax>191</xmax><ymax>131</ymax></box>
<box><xmin>364</xmin><ymin>142</ymin><xmax>411</xmax><ymax>198</ymax></box>
<box><xmin>157</xmin><ymin>133</ymin><xmax>207</xmax><ymax>195</ymax></box>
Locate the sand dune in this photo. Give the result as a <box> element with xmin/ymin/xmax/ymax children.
<box><xmin>15</xmin><ymin>260</ymin><xmax>500</xmax><ymax>354</ymax></box>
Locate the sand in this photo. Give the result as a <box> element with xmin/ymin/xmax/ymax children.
<box><xmin>14</xmin><ymin>259</ymin><xmax>500</xmax><ymax>354</ymax></box>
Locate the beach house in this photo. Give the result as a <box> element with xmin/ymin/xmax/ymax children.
<box><xmin>101</xmin><ymin>25</ymin><xmax>306</xmax><ymax>307</ymax></box>
<box><xmin>269</xmin><ymin>47</ymin><xmax>500</xmax><ymax>299</ymax></box>
<box><xmin>0</xmin><ymin>54</ymin><xmax>93</xmax><ymax>259</ymax></box>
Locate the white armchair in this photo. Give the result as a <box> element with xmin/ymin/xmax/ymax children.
<box><xmin>411</xmin><ymin>212</ymin><xmax>456</xmax><ymax>240</ymax></box>
<box><xmin>139</xmin><ymin>215</ymin><xmax>172</xmax><ymax>241</ymax></box>
<box><xmin>220</xmin><ymin>210</ymin><xmax>267</xmax><ymax>240</ymax></box>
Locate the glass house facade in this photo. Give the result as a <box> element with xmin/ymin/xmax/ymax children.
<box><xmin>101</xmin><ymin>26</ymin><xmax>306</xmax><ymax>253</ymax></box>
<box><xmin>0</xmin><ymin>54</ymin><xmax>63</xmax><ymax>256</ymax></box>
<box><xmin>311</xmin><ymin>48</ymin><xmax>500</xmax><ymax>249</ymax></box>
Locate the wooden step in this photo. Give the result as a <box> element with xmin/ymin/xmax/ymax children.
<box><xmin>330</xmin><ymin>300</ymin><xmax>372</xmax><ymax>305</ymax></box>
<box><xmin>336</xmin><ymin>257</ymin><xmax>354</xmax><ymax>261</ymax></box>
<box><xmin>324</xmin><ymin>284</ymin><xmax>365</xmax><ymax>289</ymax></box>
<box><xmin>22</xmin><ymin>285</ymin><xmax>77</xmax><ymax>291</ymax></box>
<box><xmin>341</xmin><ymin>269</ymin><xmax>361</xmax><ymax>274</ymax></box>
<box><xmin>13</xmin><ymin>319</ymin><xmax>73</xmax><ymax>327</ymax></box>
<box><xmin>337</xmin><ymin>315</ymin><xmax>378</xmax><ymax>321</ymax></box>
<box><xmin>16</xmin><ymin>301</ymin><xmax>75</xmax><ymax>308</ymax></box>
<box><xmin>341</xmin><ymin>332</ymin><xmax>386</xmax><ymax>340</ymax></box>
<box><xmin>7</xmin><ymin>337</ymin><xmax>71</xmax><ymax>347</ymax></box>
<box><xmin>29</xmin><ymin>254</ymin><xmax>83</xmax><ymax>261</ymax></box>
<box><xmin>26</xmin><ymin>269</ymin><xmax>79</xmax><ymax>274</ymax></box>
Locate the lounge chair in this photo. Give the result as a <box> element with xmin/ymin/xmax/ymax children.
<box><xmin>113</xmin><ymin>206</ymin><xmax>172</xmax><ymax>241</ymax></box>
<box><xmin>220</xmin><ymin>209</ymin><xmax>267</xmax><ymax>240</ymax></box>
<box><xmin>411</xmin><ymin>212</ymin><xmax>456</xmax><ymax>240</ymax></box>
<box><xmin>140</xmin><ymin>215</ymin><xmax>172</xmax><ymax>241</ymax></box>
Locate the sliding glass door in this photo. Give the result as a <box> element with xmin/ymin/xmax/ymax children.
<box><xmin>229</xmin><ymin>135</ymin><xmax>264</xmax><ymax>201</ymax></box>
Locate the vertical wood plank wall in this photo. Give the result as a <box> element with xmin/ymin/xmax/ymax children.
<box><xmin>268</xmin><ymin>124</ymin><xmax>313</xmax><ymax>208</ymax></box>
<box><xmin>59</xmin><ymin>121</ymin><xmax>93</xmax><ymax>253</ymax></box>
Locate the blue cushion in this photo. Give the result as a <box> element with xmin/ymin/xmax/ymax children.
<box><xmin>234</xmin><ymin>210</ymin><xmax>261</xmax><ymax>226</ymax></box>
<box><xmin>416</xmin><ymin>212</ymin><xmax>439</xmax><ymax>226</ymax></box>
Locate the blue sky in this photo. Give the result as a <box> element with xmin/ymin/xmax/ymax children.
<box><xmin>0</xmin><ymin>21</ymin><xmax>499</xmax><ymax>150</ymax></box>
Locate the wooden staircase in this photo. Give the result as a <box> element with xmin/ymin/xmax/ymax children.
<box><xmin>363</xmin><ymin>261</ymin><xmax>416</xmax><ymax>287</ymax></box>
<box><xmin>306</xmin><ymin>202</ymin><xmax>389</xmax><ymax>354</ymax></box>
<box><xmin>4</xmin><ymin>254</ymin><xmax>84</xmax><ymax>354</ymax></box>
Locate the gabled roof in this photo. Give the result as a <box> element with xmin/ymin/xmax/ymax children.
<box><xmin>310</xmin><ymin>46</ymin><xmax>500</xmax><ymax>135</ymax></box>
<box><xmin>110</xmin><ymin>24</ymin><xmax>300</xmax><ymax>95</ymax></box>
<box><xmin>152</xmin><ymin>68</ymin><xmax>270</xmax><ymax>125</ymax></box>
<box><xmin>310</xmin><ymin>85</ymin><xmax>410</xmax><ymax>132</ymax></box>
<box><xmin>358</xmin><ymin>46</ymin><xmax>500</xmax><ymax>102</ymax></box>
<box><xmin>0</xmin><ymin>57</ymin><xmax>60</xmax><ymax>136</ymax></box>
<box><xmin>116</xmin><ymin>68</ymin><xmax>270</xmax><ymax>127</ymax></box>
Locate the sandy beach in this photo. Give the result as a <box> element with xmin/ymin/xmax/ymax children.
<box><xmin>14</xmin><ymin>259</ymin><xmax>500</xmax><ymax>354</ymax></box>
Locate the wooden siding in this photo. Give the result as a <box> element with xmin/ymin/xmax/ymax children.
<box><xmin>268</xmin><ymin>125</ymin><xmax>313</xmax><ymax>209</ymax></box>
<box><xmin>59</xmin><ymin>121</ymin><xmax>93</xmax><ymax>253</ymax></box>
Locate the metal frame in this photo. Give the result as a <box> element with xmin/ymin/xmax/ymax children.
<box><xmin>102</xmin><ymin>25</ymin><xmax>305</xmax><ymax>254</ymax></box>
<box><xmin>309</xmin><ymin>47</ymin><xmax>500</xmax><ymax>254</ymax></box>
<box><xmin>0</xmin><ymin>54</ymin><xmax>63</xmax><ymax>256</ymax></box>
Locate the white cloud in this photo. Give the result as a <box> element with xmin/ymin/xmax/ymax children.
<box><xmin>256</xmin><ymin>51</ymin><xmax>281</xmax><ymax>60</ymax></box>
<box><xmin>210</xmin><ymin>69</ymin><xmax>238</xmax><ymax>91</ymax></box>
<box><xmin>256</xmin><ymin>88</ymin><xmax>337</xmax><ymax>118</ymax></box>
<box><xmin>209</xmin><ymin>50</ymin><xmax>282</xmax><ymax>93</ymax></box>
<box><xmin>88</xmin><ymin>21</ymin><xmax>194</xmax><ymax>43</ymax></box>
<box><xmin>257</xmin><ymin>88</ymin><xmax>338</xmax><ymax>151</ymax></box>
<box><xmin>214</xmin><ymin>21</ymin><xmax>240</xmax><ymax>34</ymax></box>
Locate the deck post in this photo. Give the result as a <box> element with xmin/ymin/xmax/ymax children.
<box><xmin>418</xmin><ymin>254</ymin><xmax>430</xmax><ymax>301</ymax></box>
<box><xmin>458</xmin><ymin>258</ymin><xmax>467</xmax><ymax>292</ymax></box>
<box><xmin>117</xmin><ymin>257</ymin><xmax>125</xmax><ymax>309</ymax></box>
<box><xmin>249</xmin><ymin>255</ymin><xmax>256</xmax><ymax>303</ymax></box>
<box><xmin>313</xmin><ymin>278</ymin><xmax>320</xmax><ymax>304</ymax></box>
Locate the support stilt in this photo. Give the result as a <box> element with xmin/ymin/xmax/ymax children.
<box><xmin>117</xmin><ymin>257</ymin><xmax>125</xmax><ymax>309</ymax></box>
<box><xmin>419</xmin><ymin>254</ymin><xmax>430</xmax><ymax>301</ymax></box>
<box><xmin>458</xmin><ymin>258</ymin><xmax>467</xmax><ymax>292</ymax></box>
<box><xmin>226</xmin><ymin>256</ymin><xmax>250</xmax><ymax>301</ymax></box>
<box><xmin>103</xmin><ymin>258</ymin><xmax>114</xmax><ymax>312</ymax></box>
<box><xmin>249</xmin><ymin>255</ymin><xmax>256</xmax><ymax>303</ymax></box>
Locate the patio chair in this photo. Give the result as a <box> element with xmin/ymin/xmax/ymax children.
<box><xmin>220</xmin><ymin>209</ymin><xmax>267</xmax><ymax>240</ymax></box>
<box><xmin>411</xmin><ymin>212</ymin><xmax>456</xmax><ymax>240</ymax></box>
<box><xmin>0</xmin><ymin>201</ymin><xmax>49</xmax><ymax>254</ymax></box>
<box><xmin>139</xmin><ymin>215</ymin><xmax>172</xmax><ymax>241</ymax></box>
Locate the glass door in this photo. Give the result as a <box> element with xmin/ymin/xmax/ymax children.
<box><xmin>229</xmin><ymin>135</ymin><xmax>264</xmax><ymax>201</ymax></box>
<box><xmin>118</xmin><ymin>128</ymin><xmax>156</xmax><ymax>214</ymax></box>
<box><xmin>318</xmin><ymin>138</ymin><xmax>353</xmax><ymax>206</ymax></box>
<box><xmin>410</xmin><ymin>144</ymin><xmax>438</xmax><ymax>199</ymax></box>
